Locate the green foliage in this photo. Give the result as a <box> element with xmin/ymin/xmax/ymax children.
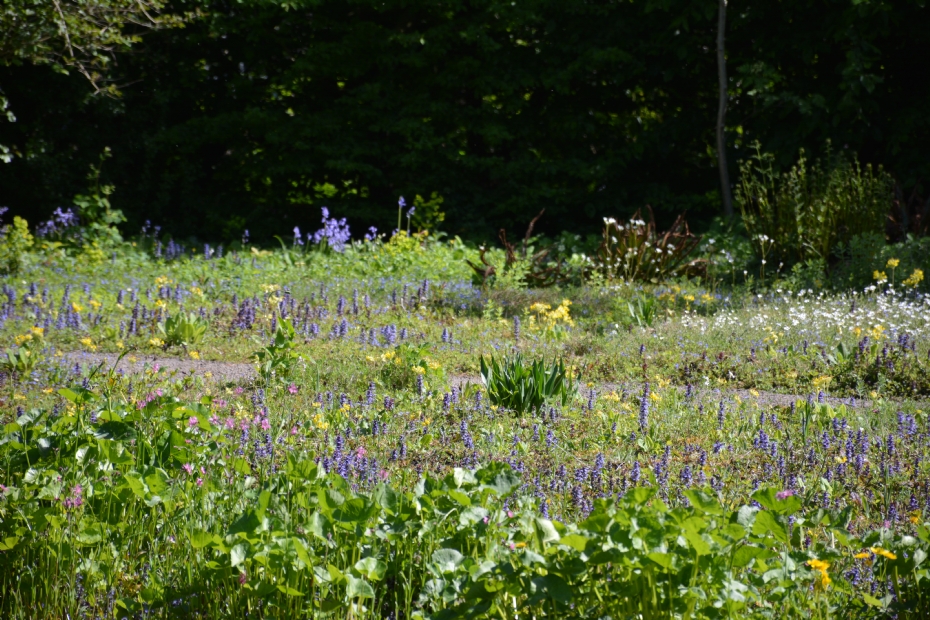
<box><xmin>479</xmin><ymin>353</ymin><xmax>575</xmax><ymax>414</ymax></box>
<box><xmin>0</xmin><ymin>329</ymin><xmax>43</xmax><ymax>382</ymax></box>
<box><xmin>623</xmin><ymin>294</ymin><xmax>661</xmax><ymax>328</ymax></box>
<box><xmin>378</xmin><ymin>343</ymin><xmax>445</xmax><ymax>391</ymax></box>
<box><xmin>4</xmin><ymin>383</ymin><xmax>930</xmax><ymax>617</ymax></box>
<box><xmin>0</xmin><ymin>215</ymin><xmax>33</xmax><ymax>274</ymax></box>
<box><xmin>596</xmin><ymin>209</ymin><xmax>703</xmax><ymax>282</ymax></box>
<box><xmin>736</xmin><ymin>143</ymin><xmax>893</xmax><ymax>266</ymax></box>
<box><xmin>410</xmin><ymin>192</ymin><xmax>446</xmax><ymax>233</ymax></box>
<box><xmin>6</xmin><ymin>0</ymin><xmax>928</xmax><ymax>239</ymax></box>
<box><xmin>0</xmin><ymin>0</ymin><xmax>169</xmax><ymax>93</ymax></box>
<box><xmin>157</xmin><ymin>312</ymin><xmax>209</xmax><ymax>348</ymax></box>
<box><xmin>833</xmin><ymin>233</ymin><xmax>930</xmax><ymax>292</ymax></box>
<box><xmin>252</xmin><ymin>318</ymin><xmax>302</xmax><ymax>383</ymax></box>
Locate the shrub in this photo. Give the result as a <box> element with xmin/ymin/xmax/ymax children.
<box><xmin>736</xmin><ymin>142</ymin><xmax>893</xmax><ymax>266</ymax></box>
<box><xmin>595</xmin><ymin>207</ymin><xmax>703</xmax><ymax>283</ymax></box>
<box><xmin>479</xmin><ymin>353</ymin><xmax>575</xmax><ymax>414</ymax></box>
<box><xmin>833</xmin><ymin>233</ymin><xmax>930</xmax><ymax>292</ymax></box>
<box><xmin>0</xmin><ymin>211</ymin><xmax>34</xmax><ymax>274</ymax></box>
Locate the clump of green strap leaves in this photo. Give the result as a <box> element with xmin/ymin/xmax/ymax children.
<box><xmin>479</xmin><ymin>353</ymin><xmax>575</xmax><ymax>414</ymax></box>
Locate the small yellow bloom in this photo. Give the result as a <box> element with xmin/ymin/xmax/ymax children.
<box><xmin>903</xmin><ymin>269</ymin><xmax>924</xmax><ymax>288</ymax></box>
<box><xmin>886</xmin><ymin>258</ymin><xmax>900</xmax><ymax>269</ymax></box>
<box><xmin>80</xmin><ymin>337</ymin><xmax>97</xmax><ymax>352</ymax></box>
<box><xmin>873</xmin><ymin>271</ymin><xmax>887</xmax><ymax>283</ymax></box>
<box><xmin>89</xmin><ymin>299</ymin><xmax>102</xmax><ymax>310</ymax></box>
<box><xmin>807</xmin><ymin>559</ymin><xmax>830</xmax><ymax>572</ymax></box>
<box><xmin>749</xmin><ymin>389</ymin><xmax>760</xmax><ymax>397</ymax></box>
<box><xmin>853</xmin><ymin>552</ymin><xmax>871</xmax><ymax>559</ymax></box>
<box><xmin>149</xmin><ymin>337</ymin><xmax>164</xmax><ymax>347</ymax></box>
<box><xmin>870</xmin><ymin>547</ymin><xmax>897</xmax><ymax>560</ymax></box>
<box><xmin>189</xmin><ymin>351</ymin><xmax>200</xmax><ymax>360</ymax></box>
<box><xmin>29</xmin><ymin>326</ymin><xmax>44</xmax><ymax>337</ymax></box>
<box><xmin>71</xmin><ymin>302</ymin><xmax>84</xmax><ymax>313</ymax></box>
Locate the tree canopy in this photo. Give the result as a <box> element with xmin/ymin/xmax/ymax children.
<box><xmin>1</xmin><ymin>0</ymin><xmax>927</xmax><ymax>241</ymax></box>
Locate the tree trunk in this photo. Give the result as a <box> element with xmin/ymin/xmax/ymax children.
<box><xmin>716</xmin><ymin>0</ymin><xmax>734</xmax><ymax>218</ymax></box>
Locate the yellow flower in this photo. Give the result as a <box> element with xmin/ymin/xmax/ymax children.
<box><xmin>411</xmin><ymin>365</ymin><xmax>426</xmax><ymax>375</ymax></box>
<box><xmin>903</xmin><ymin>269</ymin><xmax>924</xmax><ymax>288</ymax></box>
<box><xmin>381</xmin><ymin>350</ymin><xmax>396</xmax><ymax>361</ymax></box>
<box><xmin>749</xmin><ymin>389</ymin><xmax>760</xmax><ymax>397</ymax></box>
<box><xmin>683</xmin><ymin>294</ymin><xmax>695</xmax><ymax>303</ymax></box>
<box><xmin>366</xmin><ymin>355</ymin><xmax>376</xmax><ymax>362</ymax></box>
<box><xmin>89</xmin><ymin>299</ymin><xmax>101</xmax><ymax>310</ymax></box>
<box><xmin>189</xmin><ymin>351</ymin><xmax>200</xmax><ymax>360</ymax></box>
<box><xmin>870</xmin><ymin>547</ymin><xmax>897</xmax><ymax>560</ymax></box>
<box><xmin>700</xmin><ymin>293</ymin><xmax>715</xmax><ymax>303</ymax></box>
<box><xmin>853</xmin><ymin>552</ymin><xmax>871</xmax><ymax>559</ymax></box>
<box><xmin>80</xmin><ymin>337</ymin><xmax>97</xmax><ymax>352</ymax></box>
<box><xmin>149</xmin><ymin>337</ymin><xmax>164</xmax><ymax>347</ymax></box>
<box><xmin>14</xmin><ymin>334</ymin><xmax>31</xmax><ymax>345</ymax></box>
<box><xmin>116</xmin><ymin>341</ymin><xmax>124</xmax><ymax>349</ymax></box>
<box><xmin>807</xmin><ymin>559</ymin><xmax>830</xmax><ymax>572</ymax></box>
<box><xmin>29</xmin><ymin>326</ymin><xmax>44</xmax><ymax>337</ymax></box>
<box><xmin>812</xmin><ymin>375</ymin><xmax>832</xmax><ymax>389</ymax></box>
<box><xmin>886</xmin><ymin>258</ymin><xmax>900</xmax><ymax>269</ymax></box>
<box><xmin>71</xmin><ymin>302</ymin><xmax>84</xmax><ymax>313</ymax></box>
<box><xmin>873</xmin><ymin>270</ymin><xmax>887</xmax><ymax>283</ymax></box>
<box><xmin>807</xmin><ymin>559</ymin><xmax>832</xmax><ymax>590</ymax></box>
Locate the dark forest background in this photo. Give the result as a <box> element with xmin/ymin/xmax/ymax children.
<box><xmin>1</xmin><ymin>0</ymin><xmax>928</xmax><ymax>243</ymax></box>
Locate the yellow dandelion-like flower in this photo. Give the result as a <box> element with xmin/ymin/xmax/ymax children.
<box><xmin>873</xmin><ymin>271</ymin><xmax>887</xmax><ymax>283</ymax></box>
<box><xmin>903</xmin><ymin>269</ymin><xmax>924</xmax><ymax>288</ymax></box>
<box><xmin>30</xmin><ymin>326</ymin><xmax>44</xmax><ymax>337</ymax></box>
<box><xmin>149</xmin><ymin>337</ymin><xmax>164</xmax><ymax>347</ymax></box>
<box><xmin>870</xmin><ymin>547</ymin><xmax>897</xmax><ymax>560</ymax></box>
<box><xmin>807</xmin><ymin>559</ymin><xmax>830</xmax><ymax>572</ymax></box>
<box><xmin>853</xmin><ymin>552</ymin><xmax>871</xmax><ymax>559</ymax></box>
<box><xmin>886</xmin><ymin>258</ymin><xmax>900</xmax><ymax>269</ymax></box>
<box><xmin>189</xmin><ymin>351</ymin><xmax>200</xmax><ymax>360</ymax></box>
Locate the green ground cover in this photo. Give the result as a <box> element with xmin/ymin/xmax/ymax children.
<box><xmin>1</xmin><ymin>229</ymin><xmax>930</xmax><ymax>618</ymax></box>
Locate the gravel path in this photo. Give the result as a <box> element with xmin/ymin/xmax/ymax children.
<box><xmin>60</xmin><ymin>352</ymin><xmax>255</xmax><ymax>383</ymax></box>
<box><xmin>56</xmin><ymin>355</ymin><xmax>901</xmax><ymax>408</ymax></box>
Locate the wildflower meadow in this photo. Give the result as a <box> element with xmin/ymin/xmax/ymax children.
<box><xmin>1</xmin><ymin>200</ymin><xmax>930</xmax><ymax>619</ymax></box>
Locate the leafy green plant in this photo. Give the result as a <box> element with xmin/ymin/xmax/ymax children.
<box><xmin>623</xmin><ymin>294</ymin><xmax>661</xmax><ymax>328</ymax></box>
<box><xmin>0</xmin><ymin>328</ymin><xmax>44</xmax><ymax>397</ymax></box>
<box><xmin>157</xmin><ymin>312</ymin><xmax>209</xmax><ymax>348</ymax></box>
<box><xmin>252</xmin><ymin>318</ymin><xmax>301</xmax><ymax>382</ymax></box>
<box><xmin>736</xmin><ymin>142</ymin><xmax>893</xmax><ymax>266</ymax></box>
<box><xmin>596</xmin><ymin>208</ymin><xmax>703</xmax><ymax>282</ymax></box>
<box><xmin>0</xmin><ymin>214</ymin><xmax>34</xmax><ymax>274</ymax></box>
<box><xmin>378</xmin><ymin>342</ymin><xmax>445</xmax><ymax>391</ymax></box>
<box><xmin>467</xmin><ymin>211</ymin><xmax>571</xmax><ymax>288</ymax></box>
<box><xmin>479</xmin><ymin>353</ymin><xmax>575</xmax><ymax>414</ymax></box>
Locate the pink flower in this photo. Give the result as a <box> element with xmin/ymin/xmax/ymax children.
<box><xmin>225</xmin><ymin>417</ymin><xmax>236</xmax><ymax>430</ymax></box>
<box><xmin>196</xmin><ymin>478</ymin><xmax>204</xmax><ymax>487</ymax></box>
<box><xmin>188</xmin><ymin>416</ymin><xmax>199</xmax><ymax>428</ymax></box>
<box><xmin>379</xmin><ymin>469</ymin><xmax>390</xmax><ymax>481</ymax></box>
<box><xmin>776</xmin><ymin>490</ymin><xmax>795</xmax><ymax>500</ymax></box>
<box><xmin>509</xmin><ymin>543</ymin><xmax>515</xmax><ymax>551</ymax></box>
<box><xmin>234</xmin><ymin>387</ymin><xmax>244</xmax><ymax>395</ymax></box>
<box><xmin>261</xmin><ymin>418</ymin><xmax>271</xmax><ymax>431</ymax></box>
<box><xmin>290</xmin><ymin>426</ymin><xmax>299</xmax><ymax>436</ymax></box>
<box><xmin>507</xmin><ymin>511</ymin><xmax>514</xmax><ymax>518</ymax></box>
<box><xmin>356</xmin><ymin>446</ymin><xmax>367</xmax><ymax>457</ymax></box>
<box><xmin>182</xmin><ymin>463</ymin><xmax>194</xmax><ymax>475</ymax></box>
<box><xmin>153</xmin><ymin>364</ymin><xmax>160</xmax><ymax>372</ymax></box>
<box><xmin>239</xmin><ymin>571</ymin><xmax>248</xmax><ymax>585</ymax></box>
<box><xmin>483</xmin><ymin>516</ymin><xmax>490</xmax><ymax>524</ymax></box>
<box><xmin>288</xmin><ymin>384</ymin><xmax>299</xmax><ymax>394</ymax></box>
